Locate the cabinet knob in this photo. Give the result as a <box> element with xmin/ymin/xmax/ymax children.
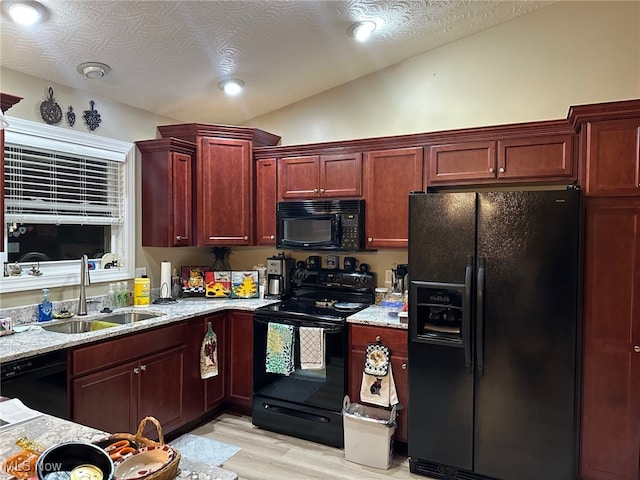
<box><xmin>498</xmin><ymin>167</ymin><xmax>505</xmax><ymax>173</ymax></box>
<box><xmin>133</xmin><ymin>367</ymin><xmax>140</xmax><ymax>374</ymax></box>
<box><xmin>176</xmin><ymin>235</ymin><xmax>182</xmax><ymax>240</ymax></box>
<box><xmin>368</xmin><ymin>237</ymin><xmax>373</xmax><ymax>242</ymax></box>
<box><xmin>140</xmin><ymin>364</ymin><xmax>147</xmax><ymax>371</ymax></box>
<box><xmin>320</xmin><ymin>188</ymin><xmax>325</xmax><ymax>193</ymax></box>
<box><xmin>634</xmin><ymin>346</ymin><xmax>640</xmax><ymax>353</ymax></box>
<box><xmin>243</xmin><ymin>235</ymin><xmax>249</xmax><ymax>241</ymax></box>
<box><xmin>401</xmin><ymin>363</ymin><xmax>407</xmax><ymax>370</ymax></box>
<box><xmin>489</xmin><ymin>167</ymin><xmax>494</xmax><ymax>173</ymax></box>
<box><xmin>313</xmin><ymin>188</ymin><xmax>319</xmax><ymax>193</ymax></box>
<box><xmin>270</xmin><ymin>235</ymin><xmax>275</xmax><ymax>240</ymax></box>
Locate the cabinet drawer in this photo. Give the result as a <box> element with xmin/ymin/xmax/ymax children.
<box><xmin>71</xmin><ymin>323</ymin><xmax>185</xmax><ymax>376</ymax></box>
<box><xmin>349</xmin><ymin>324</ymin><xmax>407</xmax><ymax>355</ymax></box>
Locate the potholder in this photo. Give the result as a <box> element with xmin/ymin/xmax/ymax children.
<box><xmin>363</xmin><ymin>342</ymin><xmax>390</xmax><ymax>377</ymax></box>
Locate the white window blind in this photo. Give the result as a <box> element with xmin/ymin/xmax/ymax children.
<box><xmin>5</xmin><ymin>144</ymin><xmax>124</xmax><ymax>225</ymax></box>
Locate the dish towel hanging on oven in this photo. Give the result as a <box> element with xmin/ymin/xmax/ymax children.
<box><xmin>359</xmin><ymin>341</ymin><xmax>399</xmax><ymax>407</ymax></box>
<box><xmin>299</xmin><ymin>327</ymin><xmax>325</xmax><ymax>370</ymax></box>
<box><xmin>265</xmin><ymin>322</ymin><xmax>295</xmax><ymax>376</ymax></box>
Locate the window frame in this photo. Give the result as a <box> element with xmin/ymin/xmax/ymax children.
<box><xmin>1</xmin><ymin>117</ymin><xmax>135</xmax><ymax>294</ymax></box>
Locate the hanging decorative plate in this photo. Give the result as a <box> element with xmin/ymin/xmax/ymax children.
<box><xmin>83</xmin><ymin>99</ymin><xmax>102</xmax><ymax>131</ymax></box>
<box><xmin>40</xmin><ymin>87</ymin><xmax>63</xmax><ymax>125</ymax></box>
<box><xmin>66</xmin><ymin>106</ymin><xmax>76</xmax><ymax>126</ymax></box>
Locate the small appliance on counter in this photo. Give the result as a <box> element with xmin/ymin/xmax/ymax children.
<box><xmin>265</xmin><ymin>253</ymin><xmax>295</xmax><ymax>299</ymax></box>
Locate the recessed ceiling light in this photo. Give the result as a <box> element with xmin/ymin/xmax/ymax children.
<box><xmin>76</xmin><ymin>62</ymin><xmax>111</xmax><ymax>79</ymax></box>
<box><xmin>219</xmin><ymin>78</ymin><xmax>244</xmax><ymax>96</ymax></box>
<box><xmin>5</xmin><ymin>1</ymin><xmax>46</xmax><ymax>26</ymax></box>
<box><xmin>347</xmin><ymin>21</ymin><xmax>377</xmax><ymax>42</ymax></box>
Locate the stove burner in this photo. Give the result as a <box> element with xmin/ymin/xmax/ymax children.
<box><xmin>315</xmin><ymin>299</ymin><xmax>337</xmax><ymax>308</ymax></box>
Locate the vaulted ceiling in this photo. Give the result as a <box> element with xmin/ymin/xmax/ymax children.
<box><xmin>0</xmin><ymin>1</ymin><xmax>553</xmax><ymax>124</ymax></box>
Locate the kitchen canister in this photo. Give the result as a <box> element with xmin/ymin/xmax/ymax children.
<box><xmin>133</xmin><ymin>277</ymin><xmax>151</xmax><ymax>306</ymax></box>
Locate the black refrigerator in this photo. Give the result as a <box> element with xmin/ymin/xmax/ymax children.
<box><xmin>407</xmin><ymin>189</ymin><xmax>581</xmax><ymax>480</ymax></box>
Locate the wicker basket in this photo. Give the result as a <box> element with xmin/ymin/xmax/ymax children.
<box><xmin>101</xmin><ymin>416</ymin><xmax>181</xmax><ymax>480</ymax></box>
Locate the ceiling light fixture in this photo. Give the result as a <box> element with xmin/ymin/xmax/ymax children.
<box><xmin>5</xmin><ymin>1</ymin><xmax>46</xmax><ymax>25</ymax></box>
<box><xmin>76</xmin><ymin>62</ymin><xmax>111</xmax><ymax>79</ymax></box>
<box><xmin>219</xmin><ymin>78</ymin><xmax>244</xmax><ymax>96</ymax></box>
<box><xmin>347</xmin><ymin>20</ymin><xmax>377</xmax><ymax>42</ymax></box>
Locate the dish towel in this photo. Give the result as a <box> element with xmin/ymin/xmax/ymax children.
<box><xmin>360</xmin><ymin>364</ymin><xmax>399</xmax><ymax>408</ymax></box>
<box><xmin>265</xmin><ymin>322</ymin><xmax>295</xmax><ymax>376</ymax></box>
<box><xmin>299</xmin><ymin>327</ymin><xmax>325</xmax><ymax>370</ymax></box>
<box><xmin>200</xmin><ymin>321</ymin><xmax>218</xmax><ymax>379</ymax></box>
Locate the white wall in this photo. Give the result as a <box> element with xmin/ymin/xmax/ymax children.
<box><xmin>1</xmin><ymin>0</ymin><xmax>638</xmax><ymax>308</ymax></box>
<box><xmin>246</xmin><ymin>1</ymin><xmax>640</xmax><ymax>144</ymax></box>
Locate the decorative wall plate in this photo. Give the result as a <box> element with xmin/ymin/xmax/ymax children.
<box><xmin>83</xmin><ymin>99</ymin><xmax>101</xmax><ymax>131</ymax></box>
<box><xmin>66</xmin><ymin>106</ymin><xmax>76</xmax><ymax>126</ymax></box>
<box><xmin>40</xmin><ymin>87</ymin><xmax>62</xmax><ymax>125</ymax></box>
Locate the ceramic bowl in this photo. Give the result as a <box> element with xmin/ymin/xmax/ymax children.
<box><xmin>36</xmin><ymin>441</ymin><xmax>114</xmax><ymax>480</ymax></box>
<box><xmin>113</xmin><ymin>446</ymin><xmax>174</xmax><ymax>480</ymax></box>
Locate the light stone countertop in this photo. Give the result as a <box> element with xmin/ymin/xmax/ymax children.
<box><xmin>0</xmin><ymin>411</ymin><xmax>237</xmax><ymax>480</ymax></box>
<box><xmin>0</xmin><ymin>298</ymin><xmax>278</xmax><ymax>363</ymax></box>
<box><xmin>346</xmin><ymin>305</ymin><xmax>408</xmax><ymax>330</ymax></box>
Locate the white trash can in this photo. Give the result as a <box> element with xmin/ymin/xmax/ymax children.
<box><xmin>342</xmin><ymin>395</ymin><xmax>397</xmax><ymax>470</ymax></box>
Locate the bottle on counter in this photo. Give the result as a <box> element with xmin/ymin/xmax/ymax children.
<box><xmin>37</xmin><ymin>288</ymin><xmax>53</xmax><ymax>322</ymax></box>
<box><xmin>105</xmin><ymin>283</ymin><xmax>116</xmax><ymax>310</ymax></box>
<box><xmin>134</xmin><ymin>276</ymin><xmax>151</xmax><ymax>306</ymax></box>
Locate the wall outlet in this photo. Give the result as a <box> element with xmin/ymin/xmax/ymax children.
<box><xmin>385</xmin><ymin>269</ymin><xmax>392</xmax><ymax>284</ymax></box>
<box><xmin>135</xmin><ymin>267</ymin><xmax>147</xmax><ymax>277</ymax></box>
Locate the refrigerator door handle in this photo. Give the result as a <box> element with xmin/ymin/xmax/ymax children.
<box><xmin>463</xmin><ymin>255</ymin><xmax>473</xmax><ymax>371</ymax></box>
<box><xmin>476</xmin><ymin>256</ymin><xmax>485</xmax><ymax>376</ymax></box>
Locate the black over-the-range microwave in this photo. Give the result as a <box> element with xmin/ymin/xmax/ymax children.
<box><xmin>276</xmin><ymin>199</ymin><xmax>365</xmax><ymax>251</ymax></box>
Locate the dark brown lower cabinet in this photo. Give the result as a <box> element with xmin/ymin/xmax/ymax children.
<box><xmin>348</xmin><ymin>324</ymin><xmax>409</xmax><ymax>444</ymax></box>
<box><xmin>226</xmin><ymin>311</ymin><xmax>253</xmax><ymax>414</ymax></box>
<box><xmin>580</xmin><ymin>197</ymin><xmax>640</xmax><ymax>480</ymax></box>
<box><xmin>72</xmin><ymin>346</ymin><xmax>186</xmax><ymax>438</ymax></box>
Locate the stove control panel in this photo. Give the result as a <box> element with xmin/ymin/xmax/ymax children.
<box><xmin>292</xmin><ymin>268</ymin><xmax>375</xmax><ymax>290</ymax></box>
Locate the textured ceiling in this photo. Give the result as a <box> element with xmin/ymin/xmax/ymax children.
<box><xmin>0</xmin><ymin>1</ymin><xmax>553</xmax><ymax>125</ymax></box>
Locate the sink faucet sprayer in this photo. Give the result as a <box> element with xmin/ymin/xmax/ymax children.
<box><xmin>78</xmin><ymin>254</ymin><xmax>91</xmax><ymax>316</ymax></box>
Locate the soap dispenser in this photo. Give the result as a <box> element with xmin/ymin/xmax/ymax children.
<box><xmin>37</xmin><ymin>288</ymin><xmax>53</xmax><ymax>321</ymax></box>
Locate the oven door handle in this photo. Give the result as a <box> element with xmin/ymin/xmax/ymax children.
<box><xmin>253</xmin><ymin>315</ymin><xmax>344</xmax><ymax>333</ymax></box>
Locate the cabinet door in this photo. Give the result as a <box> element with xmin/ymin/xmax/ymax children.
<box><xmin>204</xmin><ymin>313</ymin><xmax>227</xmax><ymax>411</ymax></box>
<box><xmin>256</xmin><ymin>158</ymin><xmax>277</xmax><ymax>245</ymax></box>
<box><xmin>278</xmin><ymin>155</ymin><xmax>320</xmax><ymax>199</ymax></box>
<box><xmin>497</xmin><ymin>134</ymin><xmax>575</xmax><ymax>182</ymax></box>
<box><xmin>363</xmin><ymin>147</ymin><xmax>423</xmax><ymax>248</ymax></box>
<box><xmin>584</xmin><ymin>119</ymin><xmax>640</xmax><ymax>197</ymax></box>
<box><xmin>137</xmin><ymin>346</ymin><xmax>186</xmax><ymax>437</ymax></box>
<box><xmin>319</xmin><ymin>153</ymin><xmax>363</xmax><ymax>198</ymax></box>
<box><xmin>72</xmin><ymin>360</ymin><xmax>138</xmax><ymax>434</ymax></box>
<box><xmin>138</xmin><ymin>138</ymin><xmax>195</xmax><ymax>247</ymax></box>
<box><xmin>170</xmin><ymin>151</ymin><xmax>193</xmax><ymax>246</ymax></box>
<box><xmin>227</xmin><ymin>311</ymin><xmax>253</xmax><ymax>413</ymax></box>
<box><xmin>427</xmin><ymin>141</ymin><xmax>496</xmax><ymax>185</ymax></box>
<box><xmin>198</xmin><ymin>137</ymin><xmax>253</xmax><ymax>245</ymax></box>
<box><xmin>580</xmin><ymin>198</ymin><xmax>640</xmax><ymax>480</ymax></box>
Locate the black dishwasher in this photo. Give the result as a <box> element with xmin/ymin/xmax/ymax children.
<box><xmin>0</xmin><ymin>350</ymin><xmax>68</xmax><ymax>419</ymax></box>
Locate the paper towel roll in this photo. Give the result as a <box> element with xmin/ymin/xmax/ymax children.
<box><xmin>160</xmin><ymin>260</ymin><xmax>172</xmax><ymax>298</ymax></box>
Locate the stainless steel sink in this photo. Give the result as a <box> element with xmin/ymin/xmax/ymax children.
<box><xmin>42</xmin><ymin>320</ymin><xmax>99</xmax><ymax>334</ymax></box>
<box><xmin>98</xmin><ymin>312</ymin><xmax>161</xmax><ymax>324</ymax></box>
<box><xmin>41</xmin><ymin>312</ymin><xmax>162</xmax><ymax>334</ymax></box>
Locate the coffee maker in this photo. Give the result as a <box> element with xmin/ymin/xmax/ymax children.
<box><xmin>265</xmin><ymin>253</ymin><xmax>295</xmax><ymax>299</ymax></box>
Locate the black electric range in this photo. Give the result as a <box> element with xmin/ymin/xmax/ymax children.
<box><xmin>252</xmin><ymin>267</ymin><xmax>375</xmax><ymax>448</ymax></box>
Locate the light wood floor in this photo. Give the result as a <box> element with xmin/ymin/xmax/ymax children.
<box><xmin>189</xmin><ymin>412</ymin><xmax>432</xmax><ymax>480</ymax></box>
